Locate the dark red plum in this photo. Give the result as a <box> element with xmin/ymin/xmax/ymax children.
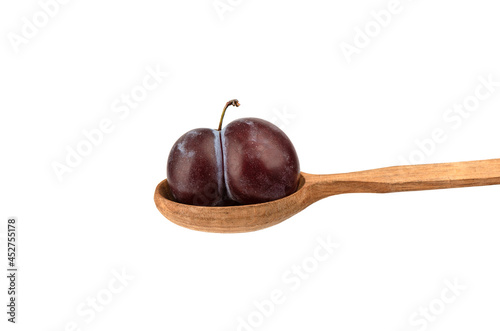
<box><xmin>222</xmin><ymin>118</ymin><xmax>300</xmax><ymax>204</ymax></box>
<box><xmin>167</xmin><ymin>128</ymin><xmax>224</xmax><ymax>206</ymax></box>
<box><xmin>166</xmin><ymin>100</ymin><xmax>300</xmax><ymax>206</ymax></box>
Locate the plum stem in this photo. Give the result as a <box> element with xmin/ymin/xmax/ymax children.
<box><xmin>217</xmin><ymin>99</ymin><xmax>240</xmax><ymax>131</ymax></box>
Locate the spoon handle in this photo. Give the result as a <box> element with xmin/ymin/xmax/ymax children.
<box><xmin>311</xmin><ymin>158</ymin><xmax>500</xmax><ymax>197</ymax></box>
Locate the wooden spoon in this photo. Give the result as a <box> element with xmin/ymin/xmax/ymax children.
<box><xmin>154</xmin><ymin>158</ymin><xmax>500</xmax><ymax>233</ymax></box>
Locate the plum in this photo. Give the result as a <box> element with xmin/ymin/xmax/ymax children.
<box><xmin>167</xmin><ymin>100</ymin><xmax>300</xmax><ymax>206</ymax></box>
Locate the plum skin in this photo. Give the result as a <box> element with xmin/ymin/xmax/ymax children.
<box><xmin>222</xmin><ymin>118</ymin><xmax>300</xmax><ymax>204</ymax></box>
<box><xmin>167</xmin><ymin>129</ymin><xmax>224</xmax><ymax>206</ymax></box>
<box><xmin>167</xmin><ymin>118</ymin><xmax>300</xmax><ymax>206</ymax></box>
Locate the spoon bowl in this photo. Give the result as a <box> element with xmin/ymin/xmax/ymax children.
<box><xmin>154</xmin><ymin>158</ymin><xmax>500</xmax><ymax>233</ymax></box>
<box><xmin>154</xmin><ymin>173</ymin><xmax>313</xmax><ymax>233</ymax></box>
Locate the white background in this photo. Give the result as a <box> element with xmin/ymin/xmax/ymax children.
<box><xmin>1</xmin><ymin>0</ymin><xmax>500</xmax><ymax>330</ymax></box>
